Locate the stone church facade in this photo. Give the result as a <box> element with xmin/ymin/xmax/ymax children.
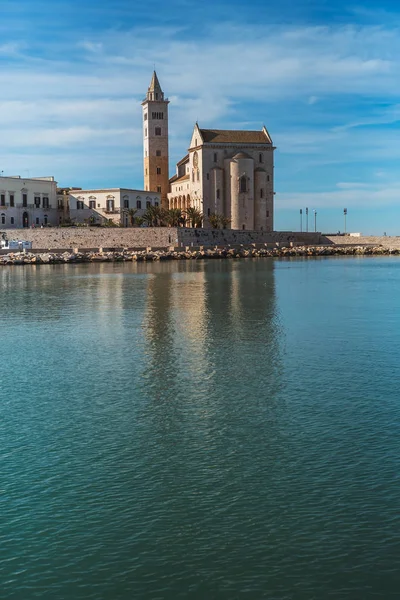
<box><xmin>142</xmin><ymin>72</ymin><xmax>276</xmax><ymax>231</ymax></box>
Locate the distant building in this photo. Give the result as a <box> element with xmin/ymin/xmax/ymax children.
<box><xmin>68</xmin><ymin>188</ymin><xmax>161</xmax><ymax>226</ymax></box>
<box><xmin>142</xmin><ymin>71</ymin><xmax>276</xmax><ymax>231</ymax></box>
<box><xmin>0</xmin><ymin>175</ymin><xmax>59</xmax><ymax>228</ymax></box>
<box><xmin>142</xmin><ymin>72</ymin><xmax>170</xmax><ymax>208</ymax></box>
<box><xmin>168</xmin><ymin>124</ymin><xmax>275</xmax><ymax>231</ymax></box>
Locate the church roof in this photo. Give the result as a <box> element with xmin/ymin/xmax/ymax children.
<box><xmin>199</xmin><ymin>128</ymin><xmax>271</xmax><ymax>144</ymax></box>
<box><xmin>148</xmin><ymin>71</ymin><xmax>163</xmax><ymax>94</ymax></box>
<box><xmin>170</xmin><ymin>173</ymin><xmax>190</xmax><ymax>184</ymax></box>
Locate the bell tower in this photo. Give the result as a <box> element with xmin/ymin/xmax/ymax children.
<box><xmin>142</xmin><ymin>71</ymin><xmax>170</xmax><ymax>208</ymax></box>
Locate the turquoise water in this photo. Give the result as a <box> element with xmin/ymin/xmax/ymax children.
<box><xmin>1</xmin><ymin>257</ymin><xmax>400</xmax><ymax>599</ymax></box>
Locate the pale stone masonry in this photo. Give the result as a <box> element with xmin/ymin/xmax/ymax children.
<box><xmin>169</xmin><ymin>125</ymin><xmax>275</xmax><ymax>231</ymax></box>
<box><xmin>68</xmin><ymin>188</ymin><xmax>161</xmax><ymax>226</ymax></box>
<box><xmin>142</xmin><ymin>72</ymin><xmax>170</xmax><ymax>208</ymax></box>
<box><xmin>0</xmin><ymin>175</ymin><xmax>59</xmax><ymax>228</ymax></box>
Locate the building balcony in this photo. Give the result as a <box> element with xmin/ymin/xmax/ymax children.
<box><xmin>104</xmin><ymin>209</ymin><xmax>121</xmax><ymax>214</ymax></box>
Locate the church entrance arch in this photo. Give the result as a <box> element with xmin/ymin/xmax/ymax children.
<box><xmin>23</xmin><ymin>212</ymin><xmax>29</xmax><ymax>228</ymax></box>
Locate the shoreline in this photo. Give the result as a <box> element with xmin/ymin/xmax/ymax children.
<box><xmin>0</xmin><ymin>245</ymin><xmax>400</xmax><ymax>265</ymax></box>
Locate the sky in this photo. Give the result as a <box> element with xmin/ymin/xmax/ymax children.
<box><xmin>1</xmin><ymin>0</ymin><xmax>400</xmax><ymax>234</ymax></box>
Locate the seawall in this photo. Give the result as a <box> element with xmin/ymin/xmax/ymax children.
<box><xmin>0</xmin><ymin>228</ymin><xmax>325</xmax><ymax>250</ymax></box>
<box><xmin>2</xmin><ymin>228</ymin><xmax>399</xmax><ymax>251</ymax></box>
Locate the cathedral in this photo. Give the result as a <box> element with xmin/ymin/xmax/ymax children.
<box><xmin>142</xmin><ymin>71</ymin><xmax>275</xmax><ymax>231</ymax></box>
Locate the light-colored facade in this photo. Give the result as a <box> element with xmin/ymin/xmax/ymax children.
<box><xmin>68</xmin><ymin>188</ymin><xmax>161</xmax><ymax>226</ymax></box>
<box><xmin>142</xmin><ymin>72</ymin><xmax>170</xmax><ymax>208</ymax></box>
<box><xmin>168</xmin><ymin>124</ymin><xmax>275</xmax><ymax>231</ymax></box>
<box><xmin>0</xmin><ymin>175</ymin><xmax>59</xmax><ymax>228</ymax></box>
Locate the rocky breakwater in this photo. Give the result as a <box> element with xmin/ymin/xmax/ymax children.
<box><xmin>0</xmin><ymin>245</ymin><xmax>400</xmax><ymax>265</ymax></box>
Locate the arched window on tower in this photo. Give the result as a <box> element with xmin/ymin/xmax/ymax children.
<box><xmin>155</xmin><ymin>127</ymin><xmax>161</xmax><ymax>136</ymax></box>
<box><xmin>240</xmin><ymin>176</ymin><xmax>247</xmax><ymax>193</ymax></box>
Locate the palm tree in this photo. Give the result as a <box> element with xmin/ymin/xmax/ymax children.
<box><xmin>128</xmin><ymin>208</ymin><xmax>137</xmax><ymax>226</ymax></box>
<box><xmin>208</xmin><ymin>212</ymin><xmax>221</xmax><ymax>229</ymax></box>
<box><xmin>166</xmin><ymin>208</ymin><xmax>184</xmax><ymax>227</ymax></box>
<box><xmin>220</xmin><ymin>216</ymin><xmax>231</xmax><ymax>229</ymax></box>
<box><xmin>185</xmin><ymin>207</ymin><xmax>203</xmax><ymax>228</ymax></box>
<box><xmin>135</xmin><ymin>216</ymin><xmax>144</xmax><ymax>227</ymax></box>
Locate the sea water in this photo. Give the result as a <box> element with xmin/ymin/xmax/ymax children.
<box><xmin>1</xmin><ymin>257</ymin><xmax>400</xmax><ymax>599</ymax></box>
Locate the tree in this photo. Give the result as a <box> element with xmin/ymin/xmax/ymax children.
<box><xmin>128</xmin><ymin>208</ymin><xmax>137</xmax><ymax>226</ymax></box>
<box><xmin>135</xmin><ymin>216</ymin><xmax>144</xmax><ymax>227</ymax></box>
<box><xmin>208</xmin><ymin>213</ymin><xmax>230</xmax><ymax>229</ymax></box>
<box><xmin>208</xmin><ymin>212</ymin><xmax>221</xmax><ymax>229</ymax></box>
<box><xmin>166</xmin><ymin>208</ymin><xmax>184</xmax><ymax>227</ymax></box>
<box><xmin>185</xmin><ymin>207</ymin><xmax>203</xmax><ymax>228</ymax></box>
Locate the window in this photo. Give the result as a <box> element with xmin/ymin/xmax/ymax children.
<box><xmin>207</xmin><ymin>208</ymin><xmax>211</xmax><ymax>216</ymax></box>
<box><xmin>207</xmin><ymin>173</ymin><xmax>209</xmax><ymax>180</ymax></box>
<box><xmin>34</xmin><ymin>196</ymin><xmax>40</xmax><ymax>207</ymax></box>
<box><xmin>155</xmin><ymin>93</ymin><xmax>158</xmax><ymax>100</ymax></box>
<box><xmin>43</xmin><ymin>197</ymin><xmax>49</xmax><ymax>209</ymax></box>
<box><xmin>137</xmin><ymin>200</ymin><xmax>142</xmax><ymax>209</ymax></box>
<box><xmin>144</xmin><ymin>113</ymin><xmax>148</xmax><ymax>120</ymax></box>
<box><xmin>260</xmin><ymin>189</ymin><xmax>263</xmax><ymax>198</ymax></box>
<box><xmin>44</xmin><ymin>215</ymin><xmax>48</xmax><ymax>225</ymax></box>
<box><xmin>195</xmin><ymin>138</ymin><xmax>197</xmax><ymax>146</ymax></box>
<box><xmin>266</xmin><ymin>210</ymin><xmax>270</xmax><ymax>218</ymax></box>
<box><xmin>1</xmin><ymin>214</ymin><xmax>5</xmax><ymax>225</ymax></box>
<box><xmin>155</xmin><ymin>201</ymin><xmax>159</xmax><ymax>207</ymax></box>
<box><xmin>106</xmin><ymin>199</ymin><xmax>114</xmax><ymax>212</ymax></box>
<box><xmin>146</xmin><ymin>201</ymin><xmax>151</xmax><ymax>208</ymax></box>
<box><xmin>155</xmin><ymin>127</ymin><xmax>161</xmax><ymax>136</ymax></box>
<box><xmin>36</xmin><ymin>217</ymin><xmax>40</xmax><ymax>225</ymax></box>
<box><xmin>10</xmin><ymin>217</ymin><xmax>14</xmax><ymax>225</ymax></box>
<box><xmin>0</xmin><ymin>194</ymin><xmax>5</xmax><ymax>206</ymax></box>
<box><xmin>77</xmin><ymin>201</ymin><xmax>84</xmax><ymax>210</ymax></box>
<box><xmin>240</xmin><ymin>176</ymin><xmax>247</xmax><ymax>193</ymax></box>
<box><xmin>213</xmin><ymin>153</ymin><xmax>217</xmax><ymax>163</ymax></box>
<box><xmin>242</xmin><ymin>224</ymin><xmax>245</xmax><ymax>230</ymax></box>
<box><xmin>216</xmin><ymin>189</ymin><xmax>220</xmax><ymax>199</ymax></box>
<box><xmin>145</xmin><ymin>128</ymin><xmax>147</xmax><ymax>137</ymax></box>
<box><xmin>145</xmin><ymin>168</ymin><xmax>148</xmax><ymax>176</ymax></box>
<box><xmin>197</xmin><ymin>170</ymin><xmax>199</xmax><ymax>182</ymax></box>
<box><xmin>192</xmin><ymin>171</ymin><xmax>195</xmax><ymax>183</ymax></box>
<box><xmin>89</xmin><ymin>200</ymin><xmax>96</xmax><ymax>209</ymax></box>
<box><xmin>22</xmin><ymin>193</ymin><xmax>27</xmax><ymax>207</ymax></box>
<box><xmin>123</xmin><ymin>198</ymin><xmax>129</xmax><ymax>209</ymax></box>
<box><xmin>156</xmin><ymin>150</ymin><xmax>161</xmax><ymax>157</ymax></box>
<box><xmin>9</xmin><ymin>194</ymin><xmax>14</xmax><ymax>207</ymax></box>
<box><xmin>152</xmin><ymin>112</ymin><xmax>164</xmax><ymax>119</ymax></box>
<box><xmin>267</xmin><ymin>175</ymin><xmax>270</xmax><ymax>182</ymax></box>
<box><xmin>157</xmin><ymin>167</ymin><xmax>161</xmax><ymax>174</ymax></box>
<box><xmin>157</xmin><ymin>186</ymin><xmax>161</xmax><ymax>193</ymax></box>
<box><xmin>259</xmin><ymin>153</ymin><xmax>263</xmax><ymax>163</ymax></box>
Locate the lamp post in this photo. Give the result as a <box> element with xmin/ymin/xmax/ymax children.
<box><xmin>306</xmin><ymin>207</ymin><xmax>309</xmax><ymax>232</ymax></box>
<box><xmin>313</xmin><ymin>209</ymin><xmax>317</xmax><ymax>233</ymax></box>
<box><xmin>300</xmin><ymin>208</ymin><xmax>303</xmax><ymax>232</ymax></box>
<box><xmin>344</xmin><ymin>208</ymin><xmax>347</xmax><ymax>235</ymax></box>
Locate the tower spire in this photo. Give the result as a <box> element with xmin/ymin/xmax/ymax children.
<box><xmin>142</xmin><ymin>71</ymin><xmax>170</xmax><ymax>208</ymax></box>
<box><xmin>146</xmin><ymin>71</ymin><xmax>164</xmax><ymax>101</ymax></box>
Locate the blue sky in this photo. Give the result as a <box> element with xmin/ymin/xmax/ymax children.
<box><xmin>1</xmin><ymin>0</ymin><xmax>400</xmax><ymax>233</ymax></box>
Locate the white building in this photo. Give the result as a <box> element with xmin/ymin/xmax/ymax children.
<box><xmin>68</xmin><ymin>188</ymin><xmax>161</xmax><ymax>226</ymax></box>
<box><xmin>0</xmin><ymin>175</ymin><xmax>59</xmax><ymax>228</ymax></box>
<box><xmin>168</xmin><ymin>124</ymin><xmax>275</xmax><ymax>231</ymax></box>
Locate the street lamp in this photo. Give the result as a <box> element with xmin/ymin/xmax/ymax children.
<box><xmin>344</xmin><ymin>208</ymin><xmax>347</xmax><ymax>235</ymax></box>
<box><xmin>313</xmin><ymin>209</ymin><xmax>317</xmax><ymax>233</ymax></box>
<box><xmin>300</xmin><ymin>208</ymin><xmax>303</xmax><ymax>232</ymax></box>
<box><xmin>306</xmin><ymin>207</ymin><xmax>309</xmax><ymax>232</ymax></box>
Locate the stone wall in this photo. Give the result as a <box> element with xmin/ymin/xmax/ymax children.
<box><xmin>177</xmin><ymin>229</ymin><xmax>324</xmax><ymax>246</ymax></box>
<box><xmin>325</xmin><ymin>235</ymin><xmax>400</xmax><ymax>248</ymax></box>
<box><xmin>1</xmin><ymin>228</ymin><xmax>177</xmax><ymax>250</ymax></box>
<box><xmin>6</xmin><ymin>227</ymin><xmax>397</xmax><ymax>251</ymax></box>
